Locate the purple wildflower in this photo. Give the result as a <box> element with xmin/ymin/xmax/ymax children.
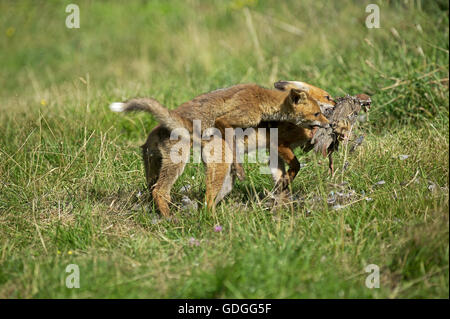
<box><xmin>214</xmin><ymin>225</ymin><xmax>223</xmax><ymax>232</ymax></box>
<box><xmin>188</xmin><ymin>237</ymin><xmax>200</xmax><ymax>247</ymax></box>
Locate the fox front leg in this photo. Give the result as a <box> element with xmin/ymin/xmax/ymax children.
<box><xmin>215</xmin><ymin>119</ymin><xmax>245</xmax><ymax>180</ymax></box>
<box><xmin>277</xmin><ymin>145</ymin><xmax>300</xmax><ymax>188</ymax></box>
<box><xmin>214</xmin><ymin>121</ymin><xmax>244</xmax><ymax>181</ymax></box>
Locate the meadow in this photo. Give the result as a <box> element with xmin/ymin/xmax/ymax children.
<box><xmin>0</xmin><ymin>0</ymin><xmax>448</xmax><ymax>298</ymax></box>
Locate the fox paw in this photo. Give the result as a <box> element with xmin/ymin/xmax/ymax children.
<box><xmin>273</xmin><ymin>175</ymin><xmax>292</xmax><ymax>193</ymax></box>
<box><xmin>270</xmin><ymin>189</ymin><xmax>293</xmax><ymax>209</ymax></box>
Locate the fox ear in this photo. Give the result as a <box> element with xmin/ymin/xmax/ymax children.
<box><xmin>275</xmin><ymin>81</ymin><xmax>311</xmax><ymax>92</ymax></box>
<box><xmin>274</xmin><ymin>81</ymin><xmax>290</xmax><ymax>91</ymax></box>
<box><xmin>289</xmin><ymin>88</ymin><xmax>308</xmax><ymax>105</ymax></box>
<box><xmin>289</xmin><ymin>81</ymin><xmax>310</xmax><ymax>92</ymax></box>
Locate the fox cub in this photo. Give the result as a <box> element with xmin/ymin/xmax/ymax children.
<box><xmin>110</xmin><ymin>83</ymin><xmax>329</xmax><ymax>217</ymax></box>
<box><xmin>257</xmin><ymin>81</ymin><xmax>336</xmax><ymax>188</ymax></box>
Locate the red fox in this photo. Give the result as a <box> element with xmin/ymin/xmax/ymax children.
<box><xmin>261</xmin><ymin>81</ymin><xmax>336</xmax><ymax>188</ymax></box>
<box><xmin>110</xmin><ymin>83</ymin><xmax>329</xmax><ymax>217</ymax></box>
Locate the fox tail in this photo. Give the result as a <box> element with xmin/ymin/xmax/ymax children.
<box><xmin>109</xmin><ymin>98</ymin><xmax>186</xmax><ymax>132</ymax></box>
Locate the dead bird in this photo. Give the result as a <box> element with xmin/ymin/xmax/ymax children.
<box><xmin>311</xmin><ymin>94</ymin><xmax>372</xmax><ymax>174</ymax></box>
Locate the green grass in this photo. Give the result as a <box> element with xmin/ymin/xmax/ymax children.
<box><xmin>0</xmin><ymin>0</ymin><xmax>448</xmax><ymax>298</ymax></box>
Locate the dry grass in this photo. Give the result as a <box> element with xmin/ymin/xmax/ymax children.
<box><xmin>0</xmin><ymin>0</ymin><xmax>448</xmax><ymax>298</ymax></box>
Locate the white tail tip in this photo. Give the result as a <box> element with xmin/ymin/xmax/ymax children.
<box><xmin>109</xmin><ymin>102</ymin><xmax>125</xmax><ymax>112</ymax></box>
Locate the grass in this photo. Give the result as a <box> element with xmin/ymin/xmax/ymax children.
<box><xmin>0</xmin><ymin>0</ymin><xmax>448</xmax><ymax>298</ymax></box>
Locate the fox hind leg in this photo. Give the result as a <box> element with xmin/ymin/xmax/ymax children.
<box><xmin>141</xmin><ymin>143</ymin><xmax>162</xmax><ymax>191</ymax></box>
<box><xmin>141</xmin><ymin>126</ymin><xmax>168</xmax><ymax>192</ymax></box>
<box><xmin>205</xmin><ymin>161</ymin><xmax>233</xmax><ymax>212</ymax></box>
<box><xmin>152</xmin><ymin>156</ymin><xmax>186</xmax><ymax>218</ymax></box>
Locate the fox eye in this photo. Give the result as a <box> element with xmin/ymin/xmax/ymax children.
<box><xmin>326</xmin><ymin>96</ymin><xmax>331</xmax><ymax>100</ymax></box>
<box><xmin>314</xmin><ymin>112</ymin><xmax>320</xmax><ymax>117</ymax></box>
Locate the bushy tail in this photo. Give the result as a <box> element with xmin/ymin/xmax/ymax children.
<box><xmin>109</xmin><ymin>98</ymin><xmax>185</xmax><ymax>131</ymax></box>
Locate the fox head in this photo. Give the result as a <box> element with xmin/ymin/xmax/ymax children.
<box><xmin>284</xmin><ymin>88</ymin><xmax>330</xmax><ymax>129</ymax></box>
<box><xmin>275</xmin><ymin>80</ymin><xmax>335</xmax><ymax>112</ymax></box>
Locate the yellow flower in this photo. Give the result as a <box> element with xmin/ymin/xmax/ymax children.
<box><xmin>40</xmin><ymin>99</ymin><xmax>47</xmax><ymax>106</ymax></box>
<box><xmin>57</xmin><ymin>250</ymin><xmax>61</xmax><ymax>254</ymax></box>
<box><xmin>6</xmin><ymin>27</ymin><xmax>15</xmax><ymax>37</ymax></box>
<box><xmin>68</xmin><ymin>250</ymin><xmax>73</xmax><ymax>255</ymax></box>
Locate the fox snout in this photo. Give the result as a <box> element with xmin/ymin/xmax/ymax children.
<box><xmin>311</xmin><ymin>114</ymin><xmax>330</xmax><ymax>128</ymax></box>
<box><xmin>296</xmin><ymin>113</ymin><xmax>330</xmax><ymax>129</ymax></box>
<box><xmin>310</xmin><ymin>121</ymin><xmax>330</xmax><ymax>129</ymax></box>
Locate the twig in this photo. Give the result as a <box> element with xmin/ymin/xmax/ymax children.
<box><xmin>334</xmin><ymin>196</ymin><xmax>371</xmax><ymax>210</ymax></box>
<box><xmin>381</xmin><ymin>68</ymin><xmax>441</xmax><ymax>91</ymax></box>
<box><xmin>401</xmin><ymin>169</ymin><xmax>420</xmax><ymax>188</ymax></box>
<box><xmin>32</xmin><ymin>200</ymin><xmax>48</xmax><ymax>254</ymax></box>
<box><xmin>422</xmin><ymin>40</ymin><xmax>449</xmax><ymax>54</ymax></box>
